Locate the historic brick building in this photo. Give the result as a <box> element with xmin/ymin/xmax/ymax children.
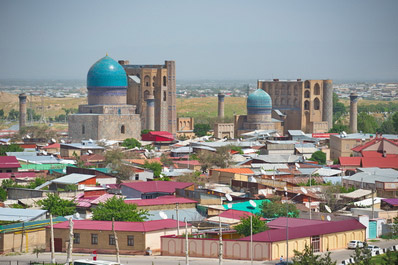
<box><xmin>257</xmin><ymin>79</ymin><xmax>333</xmax><ymax>134</ymax></box>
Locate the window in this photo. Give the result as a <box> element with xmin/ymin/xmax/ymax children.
<box><xmin>82</xmin><ymin>125</ymin><xmax>85</xmax><ymax>134</ymax></box>
<box><xmin>91</xmin><ymin>234</ymin><xmax>98</xmax><ymax>245</ymax></box>
<box><xmin>163</xmin><ymin>91</ymin><xmax>166</xmax><ymax>101</ymax></box>
<box><xmin>127</xmin><ymin>235</ymin><xmax>134</xmax><ymax>246</ymax></box>
<box><xmin>314</xmin><ymin>98</ymin><xmax>320</xmax><ymax>110</ymax></box>
<box><xmin>304</xmin><ymin>100</ymin><xmax>310</xmax><ymax>110</ymax></box>
<box><xmin>109</xmin><ymin>235</ymin><xmax>115</xmax><ymax>245</ymax></box>
<box><xmin>314</xmin><ymin>83</ymin><xmax>320</xmax><ymax>95</ymax></box>
<box><xmin>144</xmin><ymin>75</ymin><xmax>150</xmax><ymax>87</ymax></box>
<box><xmin>163</xmin><ymin>76</ymin><xmax>167</xmax><ymax>86</ymax></box>
<box><xmin>121</xmin><ymin>125</ymin><xmax>125</xmax><ymax>134</ymax></box>
<box><xmin>304</xmin><ymin>90</ymin><xmax>310</xmax><ymax>98</ymax></box>
<box><xmin>304</xmin><ymin>80</ymin><xmax>310</xmax><ymax>88</ymax></box>
<box><xmin>74</xmin><ymin>233</ymin><xmax>80</xmax><ymax>244</ymax></box>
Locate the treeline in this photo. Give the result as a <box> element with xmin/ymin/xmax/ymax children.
<box><xmin>0</xmin><ymin>108</ymin><xmax>77</xmax><ymax>122</ymax></box>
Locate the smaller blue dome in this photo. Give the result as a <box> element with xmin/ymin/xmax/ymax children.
<box><xmin>247</xmin><ymin>89</ymin><xmax>272</xmax><ymax>111</ymax></box>
<box><xmin>87</xmin><ymin>55</ymin><xmax>127</xmax><ymax>89</ymax></box>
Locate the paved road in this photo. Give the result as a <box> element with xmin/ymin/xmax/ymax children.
<box><xmin>1</xmin><ymin>239</ymin><xmax>397</xmax><ymax>265</ymax></box>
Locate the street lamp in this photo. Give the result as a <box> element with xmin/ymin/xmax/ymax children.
<box><xmin>285</xmin><ymin>187</ymin><xmax>307</xmax><ymax>263</ymax></box>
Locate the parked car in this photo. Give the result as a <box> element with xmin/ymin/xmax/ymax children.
<box><xmin>348</xmin><ymin>240</ymin><xmax>364</xmax><ymax>249</ymax></box>
<box><xmin>367</xmin><ymin>245</ymin><xmax>381</xmax><ymax>253</ymax></box>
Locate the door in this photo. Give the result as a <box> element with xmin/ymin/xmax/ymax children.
<box><xmin>311</xmin><ymin>235</ymin><xmax>320</xmax><ymax>252</ymax></box>
<box><xmin>54</xmin><ymin>238</ymin><xmax>62</xmax><ymax>252</ymax></box>
<box><xmin>369</xmin><ymin>221</ymin><xmax>377</xmax><ymax>239</ymax></box>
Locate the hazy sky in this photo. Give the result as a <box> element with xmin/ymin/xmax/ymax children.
<box><xmin>0</xmin><ymin>0</ymin><xmax>397</xmax><ymax>81</ymax></box>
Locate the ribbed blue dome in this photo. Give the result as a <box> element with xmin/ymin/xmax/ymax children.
<box><xmin>247</xmin><ymin>89</ymin><xmax>272</xmax><ymax>111</ymax></box>
<box><xmin>87</xmin><ymin>56</ymin><xmax>127</xmax><ymax>89</ymax></box>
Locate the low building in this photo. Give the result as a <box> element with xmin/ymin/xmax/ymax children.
<box><xmin>213</xmin><ymin>123</ymin><xmax>234</xmax><ymax>139</ymax></box>
<box><xmin>60</xmin><ymin>141</ymin><xmax>105</xmax><ymax>158</ymax></box>
<box><xmin>176</xmin><ymin>117</ymin><xmax>195</xmax><ymax>139</ymax></box>
<box><xmin>49</xmin><ymin>173</ymin><xmax>96</xmax><ymax>191</ymax></box>
<box><xmin>0</xmin><ymin>208</ymin><xmax>48</xmax><ymax>222</ymax></box>
<box><xmin>41</xmin><ymin>143</ymin><xmax>61</xmax><ymax>154</ymax></box>
<box><xmin>209</xmin><ymin>168</ymin><xmax>254</xmax><ymax>185</ymax></box>
<box><xmin>124</xmin><ymin>195</ymin><xmax>197</xmax><ymax>211</ymax></box>
<box><xmin>0</xmin><ymin>156</ymin><xmax>20</xmax><ymax>173</ymax></box>
<box><xmin>47</xmin><ymin>219</ymin><xmax>190</xmax><ymax>254</ymax></box>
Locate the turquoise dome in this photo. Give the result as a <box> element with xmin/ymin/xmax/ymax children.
<box><xmin>87</xmin><ymin>55</ymin><xmax>127</xmax><ymax>89</ymax></box>
<box><xmin>247</xmin><ymin>89</ymin><xmax>272</xmax><ymax>114</ymax></box>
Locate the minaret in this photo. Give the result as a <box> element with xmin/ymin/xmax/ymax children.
<box><xmin>218</xmin><ymin>93</ymin><xmax>225</xmax><ymax>120</ymax></box>
<box><xmin>18</xmin><ymin>93</ymin><xmax>27</xmax><ymax>130</ymax></box>
<box><xmin>350</xmin><ymin>93</ymin><xmax>359</xmax><ymax>133</ymax></box>
<box><xmin>146</xmin><ymin>95</ymin><xmax>155</xmax><ymax>131</ymax></box>
<box><xmin>322</xmin><ymin>80</ymin><xmax>333</xmax><ymax>130</ymax></box>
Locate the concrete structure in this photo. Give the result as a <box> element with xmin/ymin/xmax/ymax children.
<box><xmin>145</xmin><ymin>95</ymin><xmax>155</xmax><ymax>130</ymax></box>
<box><xmin>213</xmin><ymin>123</ymin><xmax>234</xmax><ymax>139</ymax></box>
<box><xmin>217</xmin><ymin>93</ymin><xmax>225</xmax><ymax>119</ymax></box>
<box><xmin>350</xmin><ymin>93</ymin><xmax>359</xmax><ymax>133</ymax></box>
<box><xmin>257</xmin><ymin>79</ymin><xmax>333</xmax><ymax>133</ymax></box>
<box><xmin>120</xmin><ymin>60</ymin><xmax>177</xmax><ymax>135</ymax></box>
<box><xmin>18</xmin><ymin>93</ymin><xmax>27</xmax><ymax>130</ymax></box>
<box><xmin>176</xmin><ymin>117</ymin><xmax>195</xmax><ymax>139</ymax></box>
<box><xmin>235</xmin><ymin>89</ymin><xmax>282</xmax><ymax>137</ymax></box>
<box><xmin>47</xmin><ymin>219</ymin><xmax>190</xmax><ymax>254</ymax></box>
<box><xmin>69</xmin><ymin>55</ymin><xmax>141</xmax><ymax>141</ymax></box>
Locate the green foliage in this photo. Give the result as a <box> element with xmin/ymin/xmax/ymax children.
<box><xmin>298</xmin><ymin>178</ymin><xmax>317</xmax><ymax>186</ymax></box>
<box><xmin>379</xmin><ymin>250</ymin><xmax>398</xmax><ymax>264</ymax></box>
<box><xmin>8</xmin><ymin>109</ymin><xmax>19</xmax><ymax>121</ymax></box>
<box><xmin>0</xmin><ymin>143</ymin><xmax>23</xmax><ymax>156</ymax></box>
<box><xmin>229</xmin><ymin>145</ymin><xmax>243</xmax><ymax>154</ymax></box>
<box><xmin>0</xmin><ymin>187</ymin><xmax>7</xmax><ymax>201</ymax></box>
<box><xmin>37</xmin><ymin>193</ymin><xmax>76</xmax><ymax>216</ymax></box>
<box><xmin>392</xmin><ymin>112</ymin><xmax>398</xmax><ymax>133</ymax></box>
<box><xmin>350</xmin><ymin>242</ymin><xmax>372</xmax><ymax>265</ymax></box>
<box><xmin>378</xmin><ymin>116</ymin><xmax>396</xmax><ymax>134</ymax></box>
<box><xmin>197</xmin><ymin>146</ymin><xmax>232</xmax><ymax>172</ymax></box>
<box><xmin>121</xmin><ymin>138</ymin><xmax>142</xmax><ymax>149</ymax></box>
<box><xmin>175</xmin><ymin>171</ymin><xmax>204</xmax><ymax>185</ymax></box>
<box><xmin>261</xmin><ymin>201</ymin><xmax>299</xmax><ymax>218</ymax></box>
<box><xmin>329</xmin><ymin>123</ymin><xmax>350</xmax><ymax>133</ymax></box>
<box><xmin>33</xmin><ymin>247</ymin><xmax>45</xmax><ymax>259</ymax></box>
<box><xmin>193</xmin><ymin>123</ymin><xmax>211</xmax><ymax>137</ymax></box>
<box><xmin>292</xmin><ymin>244</ymin><xmax>336</xmax><ymax>265</ymax></box>
<box><xmin>141</xmin><ymin>129</ymin><xmax>153</xmax><ymax>135</ymax></box>
<box><xmin>357</xmin><ymin>112</ymin><xmax>379</xmax><ymax>133</ymax></box>
<box><xmin>64</xmin><ymin>184</ymin><xmax>77</xmax><ymax>192</ymax></box>
<box><xmin>333</xmin><ymin>93</ymin><xmax>347</xmax><ymax>123</ymax></box>
<box><xmin>0</xmin><ymin>109</ymin><xmax>5</xmax><ymax>119</ymax></box>
<box><xmin>26</xmin><ymin>177</ymin><xmax>46</xmax><ymax>189</ymax></box>
<box><xmin>235</xmin><ymin>215</ymin><xmax>268</xmax><ymax>237</ymax></box>
<box><xmin>1</xmin><ymin>178</ymin><xmax>23</xmax><ymax>189</ymax></box>
<box><xmin>309</xmin><ymin>151</ymin><xmax>326</xmax><ymax>165</ymax></box>
<box><xmin>143</xmin><ymin>161</ymin><xmax>162</xmax><ymax>177</ymax></box>
<box><xmin>391</xmin><ymin>216</ymin><xmax>398</xmax><ymax>236</ymax></box>
<box><xmin>92</xmin><ymin>196</ymin><xmax>148</xmax><ymax>222</ymax></box>
<box><xmin>10</xmin><ymin>203</ymin><xmax>25</xmax><ymax>209</ymax></box>
<box><xmin>160</xmin><ymin>153</ymin><xmax>174</xmax><ymax>167</ymax></box>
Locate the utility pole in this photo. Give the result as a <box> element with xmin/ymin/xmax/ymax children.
<box><xmin>67</xmin><ymin>218</ymin><xmax>74</xmax><ymax>264</ymax></box>
<box><xmin>112</xmin><ymin>218</ymin><xmax>120</xmax><ymax>264</ymax></box>
<box><xmin>176</xmin><ymin>203</ymin><xmax>180</xmax><ymax>235</ymax></box>
<box><xmin>250</xmin><ymin>214</ymin><xmax>253</xmax><ymax>265</ymax></box>
<box><xmin>371</xmin><ymin>189</ymin><xmax>375</xmax><ymax>219</ymax></box>
<box><xmin>219</xmin><ymin>214</ymin><xmax>223</xmax><ymax>265</ymax></box>
<box><xmin>185</xmin><ymin>218</ymin><xmax>189</xmax><ymax>265</ymax></box>
<box><xmin>50</xmin><ymin>214</ymin><xmax>55</xmax><ymax>264</ymax></box>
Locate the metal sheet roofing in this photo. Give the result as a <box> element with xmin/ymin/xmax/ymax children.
<box><xmin>0</xmin><ymin>208</ymin><xmax>47</xmax><ymax>222</ymax></box>
<box><xmin>51</xmin><ymin>173</ymin><xmax>96</xmax><ymax>185</ymax></box>
<box><xmin>0</xmin><ymin>156</ymin><xmax>20</xmax><ymax>168</ymax></box>
<box><xmin>125</xmin><ymin>195</ymin><xmax>197</xmax><ymax>206</ymax></box>
<box><xmin>222</xmin><ymin>199</ymin><xmax>269</xmax><ymax>215</ymax></box>
<box><xmin>121</xmin><ymin>181</ymin><xmax>193</xmax><ymax>194</ymax></box>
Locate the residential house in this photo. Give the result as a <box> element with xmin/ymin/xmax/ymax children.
<box><xmin>49</xmin><ymin>173</ymin><xmax>96</xmax><ymax>191</ymax></box>
<box><xmin>0</xmin><ymin>156</ymin><xmax>20</xmax><ymax>173</ymax></box>
<box><xmin>120</xmin><ymin>181</ymin><xmax>194</xmax><ymax>199</ymax></box>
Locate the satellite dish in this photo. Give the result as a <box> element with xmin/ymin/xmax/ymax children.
<box><xmin>326</xmin><ymin>215</ymin><xmax>331</xmax><ymax>222</ymax></box>
<box><xmin>74</xmin><ymin>212</ymin><xmax>80</xmax><ymax>219</ymax></box>
<box><xmin>225</xmin><ymin>193</ymin><xmax>233</xmax><ymax>202</ymax></box>
<box><xmin>87</xmin><ymin>150</ymin><xmax>93</xmax><ymax>154</ymax></box>
<box><xmin>51</xmin><ymin>138</ymin><xmax>56</xmax><ymax>143</ymax></box>
<box><xmin>300</xmin><ymin>187</ymin><xmax>308</xmax><ymax>194</ymax></box>
<box><xmin>284</xmin><ymin>187</ymin><xmax>287</xmax><ymax>192</ymax></box>
<box><xmin>159</xmin><ymin>211</ymin><xmax>168</xmax><ymax>220</ymax></box>
<box><xmin>259</xmin><ymin>190</ymin><xmax>267</xmax><ymax>197</ymax></box>
<box><xmin>60</xmin><ymin>139</ymin><xmax>65</xmax><ymax>143</ymax></box>
<box><xmin>271</xmin><ymin>175</ymin><xmax>275</xmax><ymax>180</ymax></box>
<box><xmin>249</xmin><ymin>200</ymin><xmax>257</xmax><ymax>208</ymax></box>
<box><xmin>325</xmin><ymin>205</ymin><xmax>332</xmax><ymax>213</ymax></box>
<box><xmin>42</xmin><ymin>151</ymin><xmax>47</xmax><ymax>155</ymax></box>
<box><xmin>25</xmin><ymin>134</ymin><xmax>31</xmax><ymax>139</ymax></box>
<box><xmin>295</xmin><ymin>163</ymin><xmax>300</xmax><ymax>168</ymax></box>
<box><xmin>227</xmin><ymin>203</ymin><xmax>232</xmax><ymax>209</ymax></box>
<box><xmin>88</xmin><ymin>139</ymin><xmax>93</xmax><ymax>143</ymax></box>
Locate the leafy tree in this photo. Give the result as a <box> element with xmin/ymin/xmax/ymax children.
<box><xmin>333</xmin><ymin>93</ymin><xmax>347</xmax><ymax>123</ymax></box>
<box><xmin>143</xmin><ymin>161</ymin><xmax>162</xmax><ymax>177</ymax></box>
<box><xmin>378</xmin><ymin>116</ymin><xmax>396</xmax><ymax>134</ymax></box>
<box><xmin>37</xmin><ymin>193</ymin><xmax>76</xmax><ymax>216</ymax></box>
<box><xmin>141</xmin><ymin>129</ymin><xmax>153</xmax><ymax>135</ymax></box>
<box><xmin>160</xmin><ymin>153</ymin><xmax>174</xmax><ymax>167</ymax></box>
<box><xmin>193</xmin><ymin>123</ymin><xmax>211</xmax><ymax>137</ymax></box>
<box><xmin>0</xmin><ymin>109</ymin><xmax>4</xmax><ymax>119</ymax></box>
<box><xmin>350</xmin><ymin>242</ymin><xmax>372</xmax><ymax>265</ymax></box>
<box><xmin>175</xmin><ymin>171</ymin><xmax>205</xmax><ymax>186</ymax></box>
<box><xmin>357</xmin><ymin>112</ymin><xmax>379</xmax><ymax>133</ymax></box>
<box><xmin>309</xmin><ymin>151</ymin><xmax>326</xmax><ymax>165</ymax></box>
<box><xmin>26</xmin><ymin>177</ymin><xmax>46</xmax><ymax>189</ymax></box>
<box><xmin>197</xmin><ymin>146</ymin><xmax>232</xmax><ymax>172</ymax></box>
<box><xmin>391</xmin><ymin>216</ymin><xmax>398</xmax><ymax>236</ymax></box>
<box><xmin>392</xmin><ymin>112</ymin><xmax>398</xmax><ymax>133</ymax></box>
<box><xmin>261</xmin><ymin>201</ymin><xmax>299</xmax><ymax>218</ymax></box>
<box><xmin>33</xmin><ymin>247</ymin><xmax>45</xmax><ymax>259</ymax></box>
<box><xmin>229</xmin><ymin>145</ymin><xmax>243</xmax><ymax>154</ymax></box>
<box><xmin>92</xmin><ymin>196</ymin><xmax>148</xmax><ymax>222</ymax></box>
<box><xmin>16</xmin><ymin>125</ymin><xmax>57</xmax><ymax>141</ymax></box>
<box><xmin>292</xmin><ymin>245</ymin><xmax>336</xmax><ymax>265</ymax></box>
<box><xmin>121</xmin><ymin>138</ymin><xmax>142</xmax><ymax>149</ymax></box>
<box><xmin>8</xmin><ymin>109</ymin><xmax>19</xmax><ymax>121</ymax></box>
<box><xmin>329</xmin><ymin>123</ymin><xmax>350</xmax><ymax>133</ymax></box>
<box><xmin>0</xmin><ymin>187</ymin><xmax>7</xmax><ymax>201</ymax></box>
<box><xmin>382</xmin><ymin>250</ymin><xmax>398</xmax><ymax>264</ymax></box>
<box><xmin>235</xmin><ymin>215</ymin><xmax>268</xmax><ymax>237</ymax></box>
<box><xmin>0</xmin><ymin>143</ymin><xmax>23</xmax><ymax>156</ymax></box>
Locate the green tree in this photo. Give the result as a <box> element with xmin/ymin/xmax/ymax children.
<box><xmin>392</xmin><ymin>112</ymin><xmax>398</xmax><ymax>133</ymax></box>
<box><xmin>92</xmin><ymin>196</ymin><xmax>148</xmax><ymax>222</ymax></box>
<box><xmin>357</xmin><ymin>112</ymin><xmax>379</xmax><ymax>133</ymax></box>
<box><xmin>197</xmin><ymin>146</ymin><xmax>232</xmax><ymax>172</ymax></box>
<box><xmin>292</xmin><ymin>245</ymin><xmax>336</xmax><ymax>265</ymax></box>
<box><xmin>391</xmin><ymin>216</ymin><xmax>398</xmax><ymax>236</ymax></box>
<box><xmin>121</xmin><ymin>138</ymin><xmax>142</xmax><ymax>149</ymax></box>
<box><xmin>175</xmin><ymin>171</ymin><xmax>205</xmax><ymax>186</ymax></box>
<box><xmin>0</xmin><ymin>187</ymin><xmax>7</xmax><ymax>201</ymax></box>
<box><xmin>378</xmin><ymin>116</ymin><xmax>396</xmax><ymax>134</ymax></box>
<box><xmin>235</xmin><ymin>215</ymin><xmax>268</xmax><ymax>237</ymax></box>
<box><xmin>309</xmin><ymin>151</ymin><xmax>326</xmax><ymax>165</ymax></box>
<box><xmin>382</xmin><ymin>250</ymin><xmax>398</xmax><ymax>264</ymax></box>
<box><xmin>350</xmin><ymin>242</ymin><xmax>372</xmax><ymax>265</ymax></box>
<box><xmin>193</xmin><ymin>123</ymin><xmax>211</xmax><ymax>137</ymax></box>
<box><xmin>143</xmin><ymin>161</ymin><xmax>162</xmax><ymax>177</ymax></box>
<box><xmin>261</xmin><ymin>201</ymin><xmax>299</xmax><ymax>218</ymax></box>
<box><xmin>0</xmin><ymin>109</ymin><xmax>4</xmax><ymax>119</ymax></box>
<box><xmin>160</xmin><ymin>153</ymin><xmax>174</xmax><ymax>167</ymax></box>
<box><xmin>37</xmin><ymin>193</ymin><xmax>76</xmax><ymax>216</ymax></box>
<box><xmin>26</xmin><ymin>177</ymin><xmax>46</xmax><ymax>189</ymax></box>
<box><xmin>0</xmin><ymin>143</ymin><xmax>23</xmax><ymax>156</ymax></box>
<box><xmin>329</xmin><ymin>123</ymin><xmax>350</xmax><ymax>133</ymax></box>
<box><xmin>8</xmin><ymin>109</ymin><xmax>19</xmax><ymax>121</ymax></box>
<box><xmin>141</xmin><ymin>129</ymin><xmax>153</xmax><ymax>135</ymax></box>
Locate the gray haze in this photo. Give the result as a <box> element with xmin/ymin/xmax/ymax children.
<box><xmin>0</xmin><ymin>0</ymin><xmax>397</xmax><ymax>81</ymax></box>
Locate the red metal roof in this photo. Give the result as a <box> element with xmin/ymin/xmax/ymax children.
<box><xmin>174</xmin><ymin>160</ymin><xmax>201</xmax><ymax>166</ymax></box>
<box><xmin>239</xmin><ymin>218</ymin><xmax>365</xmax><ymax>242</ymax></box>
<box><xmin>361</xmin><ymin>157</ymin><xmax>398</xmax><ymax>169</ymax></box>
<box><xmin>42</xmin><ymin>143</ymin><xmax>60</xmax><ymax>149</ymax></box>
<box><xmin>52</xmin><ymin>219</ymin><xmax>190</xmax><ymax>232</ymax></box>
<box><xmin>141</xmin><ymin>131</ymin><xmax>174</xmax><ymax>142</ymax></box>
<box><xmin>125</xmin><ymin>195</ymin><xmax>197</xmax><ymax>206</ymax></box>
<box><xmin>339</xmin><ymin>157</ymin><xmax>362</xmax><ymax>166</ymax></box>
<box><xmin>361</xmin><ymin>151</ymin><xmax>398</xmax><ymax>158</ymax></box>
<box><xmin>121</xmin><ymin>181</ymin><xmax>193</xmax><ymax>194</ymax></box>
<box><xmin>0</xmin><ymin>172</ymin><xmax>36</xmax><ymax>179</ymax></box>
<box><xmin>0</xmin><ymin>156</ymin><xmax>20</xmax><ymax>169</ymax></box>
<box><xmin>219</xmin><ymin>209</ymin><xmax>267</xmax><ymax>221</ymax></box>
<box><xmin>211</xmin><ymin>168</ymin><xmax>254</xmax><ymax>174</ymax></box>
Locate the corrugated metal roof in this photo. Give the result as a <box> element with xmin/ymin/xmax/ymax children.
<box><xmin>0</xmin><ymin>208</ymin><xmax>47</xmax><ymax>222</ymax></box>
<box><xmin>121</xmin><ymin>181</ymin><xmax>193</xmax><ymax>193</ymax></box>
<box><xmin>125</xmin><ymin>195</ymin><xmax>197</xmax><ymax>206</ymax></box>
<box><xmin>0</xmin><ymin>156</ymin><xmax>20</xmax><ymax>168</ymax></box>
<box><xmin>222</xmin><ymin>199</ymin><xmax>269</xmax><ymax>215</ymax></box>
<box><xmin>52</xmin><ymin>173</ymin><xmax>96</xmax><ymax>184</ymax></box>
